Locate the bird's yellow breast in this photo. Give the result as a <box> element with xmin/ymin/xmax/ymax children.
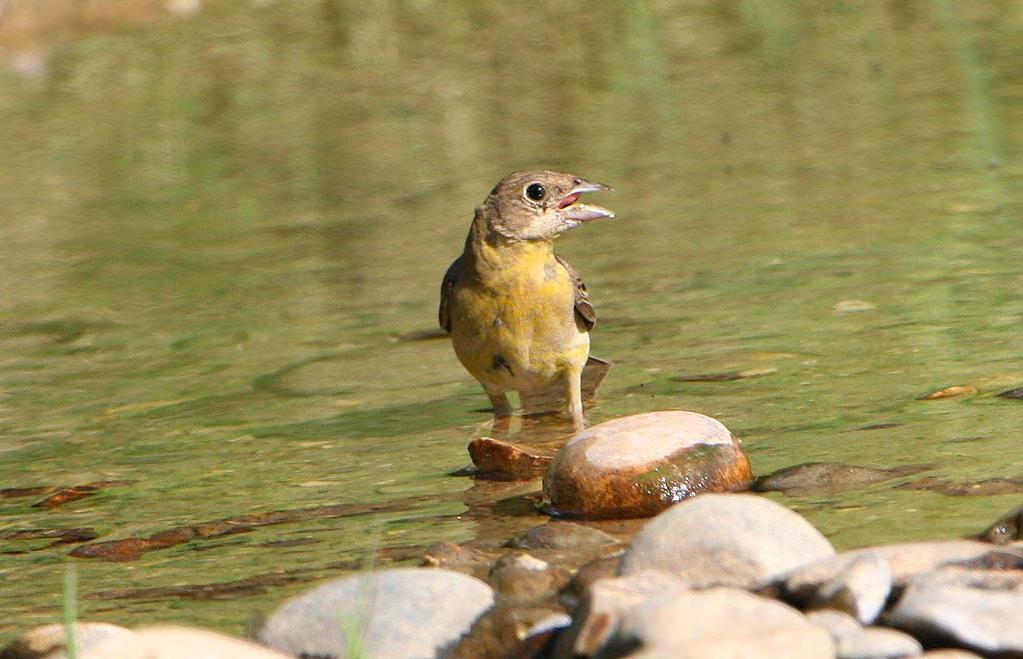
<box><xmin>449</xmin><ymin>243</ymin><xmax>589</xmax><ymax>389</ymax></box>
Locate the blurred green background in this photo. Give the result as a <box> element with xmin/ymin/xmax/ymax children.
<box><xmin>1</xmin><ymin>0</ymin><xmax>1021</xmax><ymax>642</ymax></box>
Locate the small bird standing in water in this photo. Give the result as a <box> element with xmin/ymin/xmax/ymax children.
<box><xmin>439</xmin><ymin>170</ymin><xmax>614</xmax><ymax>428</ymax></box>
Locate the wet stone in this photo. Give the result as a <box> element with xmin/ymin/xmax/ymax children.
<box><xmin>542</xmin><ymin>411</ymin><xmax>753</xmax><ymax>519</ymax></box>
<box><xmin>467</xmin><ymin>437</ymin><xmax>552</xmax><ymax>481</ymax></box>
<box><xmin>257</xmin><ymin>568</ymin><xmax>494</xmax><ymax>659</ymax></box>
<box><xmin>620</xmin><ymin>493</ymin><xmax>835</xmax><ymax>589</ymax></box>
<box><xmin>753</xmin><ymin>463</ymin><xmax>929</xmax><ymax>496</ymax></box>
<box><xmin>0</xmin><ymin>528</ymin><xmax>97</xmax><ymax>544</ymax></box>
<box><xmin>447</xmin><ymin>603</ymin><xmax>565</xmax><ymax>659</ymax></box>
<box><xmin>671</xmin><ymin>367</ymin><xmax>777</xmax><ymax>382</ymax></box>
<box><xmin>520</xmin><ymin>613</ymin><xmax>572</xmax><ymax>658</ymax></box>
<box><xmin>996</xmin><ymin>387</ymin><xmax>1023</xmax><ymax>400</ymax></box>
<box><xmin>981</xmin><ymin>505</ymin><xmax>1022</xmax><ymax>545</ymax></box>
<box><xmin>488</xmin><ymin>553</ymin><xmax>568</xmax><ymax>603</ymax></box>
<box><xmin>29</xmin><ymin>480</ymin><xmax>133</xmax><ymax>509</ymax></box>
<box><xmin>505</xmin><ymin>521</ymin><xmax>618</xmax><ymax>550</ymax></box>
<box><xmin>896</xmin><ymin>476</ymin><xmax>1023</xmax><ymax>496</ymax></box>
<box><xmin>562</xmin><ymin>553</ymin><xmax>623</xmax><ymax>603</ymax></box>
<box><xmin>420</xmin><ymin>541</ymin><xmax>494</xmax><ymax>580</ymax></box>
<box><xmin>917</xmin><ymin>385</ymin><xmax>977</xmax><ymax>400</ymax></box>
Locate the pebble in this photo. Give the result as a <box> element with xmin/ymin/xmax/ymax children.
<box><xmin>257</xmin><ymin>567</ymin><xmax>494</xmax><ymax>659</ymax></box>
<box><xmin>620</xmin><ymin>493</ymin><xmax>835</xmax><ymax>589</ymax></box>
<box><xmin>542</xmin><ymin>411</ymin><xmax>753</xmax><ymax>519</ymax></box>
<box><xmin>488</xmin><ymin>553</ymin><xmax>568</xmax><ymax>603</ymax></box>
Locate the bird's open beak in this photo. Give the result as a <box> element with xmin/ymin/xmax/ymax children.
<box><xmin>557</xmin><ymin>180</ymin><xmax>614</xmax><ymax>223</ymax></box>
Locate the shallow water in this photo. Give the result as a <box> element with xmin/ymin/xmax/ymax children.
<box><xmin>1</xmin><ymin>0</ymin><xmax>1022</xmax><ymax>641</ymax></box>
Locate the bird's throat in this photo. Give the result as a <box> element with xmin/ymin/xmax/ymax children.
<box><xmin>465</xmin><ymin>221</ymin><xmax>556</xmax><ymax>286</ymax></box>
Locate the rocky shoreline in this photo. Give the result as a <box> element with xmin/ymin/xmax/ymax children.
<box><xmin>3</xmin><ymin>411</ymin><xmax>1021</xmax><ymax>659</ymax></box>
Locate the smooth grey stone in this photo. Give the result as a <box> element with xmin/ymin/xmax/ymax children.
<box><xmin>79</xmin><ymin>626</ymin><xmax>288</xmax><ymax>659</ymax></box>
<box><xmin>809</xmin><ymin>553</ymin><xmax>892</xmax><ymax>624</ymax></box>
<box><xmin>620</xmin><ymin>493</ymin><xmax>834</xmax><ymax>589</ymax></box>
<box><xmin>601</xmin><ymin>587</ymin><xmax>834</xmax><ymax>659</ymax></box>
<box><xmin>783</xmin><ymin>541</ymin><xmax>1023</xmax><ymax>600</ymax></box>
<box><xmin>807</xmin><ymin>610</ymin><xmax>922</xmax><ymax>659</ymax></box>
<box><xmin>257</xmin><ymin>568</ymin><xmax>494</xmax><ymax>659</ymax></box>
<box><xmin>887</xmin><ymin>581</ymin><xmax>1023</xmax><ymax>656</ymax></box>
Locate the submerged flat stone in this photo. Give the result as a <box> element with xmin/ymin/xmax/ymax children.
<box><xmin>542</xmin><ymin>411</ymin><xmax>753</xmax><ymax>519</ymax></box>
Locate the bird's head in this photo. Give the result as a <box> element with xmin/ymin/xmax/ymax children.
<box><xmin>481</xmin><ymin>170</ymin><xmax>614</xmax><ymax>241</ymax></box>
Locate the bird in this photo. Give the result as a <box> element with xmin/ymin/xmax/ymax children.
<box><xmin>439</xmin><ymin>170</ymin><xmax>614</xmax><ymax>429</ymax></box>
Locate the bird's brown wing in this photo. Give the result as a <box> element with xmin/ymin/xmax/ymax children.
<box><xmin>556</xmin><ymin>254</ymin><xmax>596</xmax><ymax>331</ymax></box>
<box><xmin>439</xmin><ymin>256</ymin><xmax>462</xmax><ymax>333</ymax></box>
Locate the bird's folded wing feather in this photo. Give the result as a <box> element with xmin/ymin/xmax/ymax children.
<box><xmin>556</xmin><ymin>254</ymin><xmax>596</xmax><ymax>330</ymax></box>
<box><xmin>439</xmin><ymin>256</ymin><xmax>462</xmax><ymax>333</ymax></box>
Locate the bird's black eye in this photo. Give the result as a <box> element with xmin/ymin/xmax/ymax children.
<box><xmin>525</xmin><ymin>183</ymin><xmax>546</xmax><ymax>201</ymax></box>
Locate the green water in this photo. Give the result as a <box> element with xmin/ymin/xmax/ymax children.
<box><xmin>1</xmin><ymin>0</ymin><xmax>1022</xmax><ymax>642</ymax></box>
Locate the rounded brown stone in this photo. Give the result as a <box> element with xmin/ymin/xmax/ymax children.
<box><xmin>542</xmin><ymin>411</ymin><xmax>753</xmax><ymax>519</ymax></box>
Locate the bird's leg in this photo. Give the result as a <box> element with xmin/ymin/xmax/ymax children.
<box><xmin>484</xmin><ymin>386</ymin><xmax>513</xmax><ymax>419</ymax></box>
<box><xmin>564</xmin><ymin>368</ymin><xmax>585</xmax><ymax>430</ymax></box>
